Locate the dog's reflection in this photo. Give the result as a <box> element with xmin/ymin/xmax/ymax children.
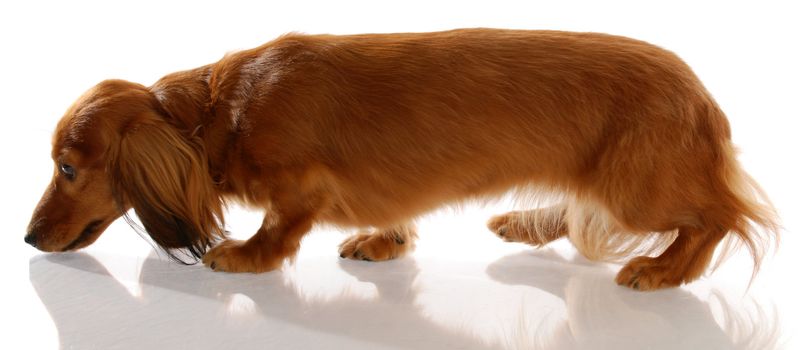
<box><xmin>30</xmin><ymin>251</ymin><xmax>780</xmax><ymax>350</ymax></box>
<box><xmin>29</xmin><ymin>253</ymin><xmax>500</xmax><ymax>350</ymax></box>
<box><xmin>486</xmin><ymin>250</ymin><xmax>781</xmax><ymax>350</ymax></box>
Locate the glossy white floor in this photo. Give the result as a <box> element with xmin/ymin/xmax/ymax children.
<box><xmin>2</xmin><ymin>1</ymin><xmax>807</xmax><ymax>349</ymax></box>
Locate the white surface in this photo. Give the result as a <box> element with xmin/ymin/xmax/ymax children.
<box><xmin>1</xmin><ymin>1</ymin><xmax>807</xmax><ymax>349</ymax></box>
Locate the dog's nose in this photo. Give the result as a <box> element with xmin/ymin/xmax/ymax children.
<box><xmin>24</xmin><ymin>232</ymin><xmax>38</xmax><ymax>247</ymax></box>
<box><xmin>26</xmin><ymin>218</ymin><xmax>44</xmax><ymax>248</ymax></box>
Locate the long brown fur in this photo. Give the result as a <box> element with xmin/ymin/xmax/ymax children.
<box><xmin>25</xmin><ymin>29</ymin><xmax>778</xmax><ymax>290</ymax></box>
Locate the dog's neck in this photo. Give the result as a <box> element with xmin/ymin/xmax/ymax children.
<box><xmin>149</xmin><ymin>65</ymin><xmax>234</xmax><ymax>188</ymax></box>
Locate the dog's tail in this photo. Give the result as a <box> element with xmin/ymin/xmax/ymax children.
<box><xmin>711</xmin><ymin>142</ymin><xmax>780</xmax><ymax>275</ymax></box>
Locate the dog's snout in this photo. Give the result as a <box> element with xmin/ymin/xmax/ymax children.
<box><xmin>24</xmin><ymin>232</ymin><xmax>38</xmax><ymax>247</ymax></box>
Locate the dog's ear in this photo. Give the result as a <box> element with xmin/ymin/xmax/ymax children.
<box><xmin>109</xmin><ymin>112</ymin><xmax>224</xmax><ymax>263</ymax></box>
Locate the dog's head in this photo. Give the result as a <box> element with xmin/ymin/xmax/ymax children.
<box><xmin>25</xmin><ymin>80</ymin><xmax>223</xmax><ymax>261</ymax></box>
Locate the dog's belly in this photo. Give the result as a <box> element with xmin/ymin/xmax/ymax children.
<box><xmin>314</xmin><ymin>159</ymin><xmax>542</xmax><ymax>228</ymax></box>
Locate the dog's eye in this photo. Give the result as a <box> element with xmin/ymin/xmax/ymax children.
<box><xmin>59</xmin><ymin>163</ymin><xmax>76</xmax><ymax>180</ymax></box>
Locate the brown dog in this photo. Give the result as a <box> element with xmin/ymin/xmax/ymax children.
<box><xmin>25</xmin><ymin>29</ymin><xmax>778</xmax><ymax>290</ymax></box>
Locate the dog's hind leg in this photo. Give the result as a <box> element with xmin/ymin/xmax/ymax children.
<box><xmin>615</xmin><ymin>226</ymin><xmax>726</xmax><ymax>291</ymax></box>
<box><xmin>487</xmin><ymin>203</ymin><xmax>568</xmax><ymax>247</ymax></box>
<box><xmin>339</xmin><ymin>223</ymin><xmax>417</xmax><ymax>261</ymax></box>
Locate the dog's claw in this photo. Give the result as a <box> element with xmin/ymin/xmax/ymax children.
<box><xmin>210</xmin><ymin>262</ymin><xmax>216</xmax><ymax>270</ymax></box>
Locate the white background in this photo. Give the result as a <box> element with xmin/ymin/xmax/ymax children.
<box><xmin>1</xmin><ymin>1</ymin><xmax>807</xmax><ymax>349</ymax></box>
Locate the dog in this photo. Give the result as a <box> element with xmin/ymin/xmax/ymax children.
<box><xmin>25</xmin><ymin>29</ymin><xmax>778</xmax><ymax>290</ymax></box>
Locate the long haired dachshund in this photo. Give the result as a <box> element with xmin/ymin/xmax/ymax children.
<box><xmin>26</xmin><ymin>29</ymin><xmax>778</xmax><ymax>290</ymax></box>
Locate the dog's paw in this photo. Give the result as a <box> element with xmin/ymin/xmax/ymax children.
<box><xmin>338</xmin><ymin>231</ymin><xmax>413</xmax><ymax>262</ymax></box>
<box><xmin>202</xmin><ymin>239</ymin><xmax>280</xmax><ymax>273</ymax></box>
<box><xmin>487</xmin><ymin>212</ymin><xmax>540</xmax><ymax>245</ymax></box>
<box><xmin>487</xmin><ymin>213</ymin><xmax>519</xmax><ymax>242</ymax></box>
<box><xmin>615</xmin><ymin>256</ymin><xmax>682</xmax><ymax>291</ymax></box>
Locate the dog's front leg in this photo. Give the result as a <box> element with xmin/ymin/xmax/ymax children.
<box><xmin>203</xmin><ymin>211</ymin><xmax>314</xmax><ymax>273</ymax></box>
